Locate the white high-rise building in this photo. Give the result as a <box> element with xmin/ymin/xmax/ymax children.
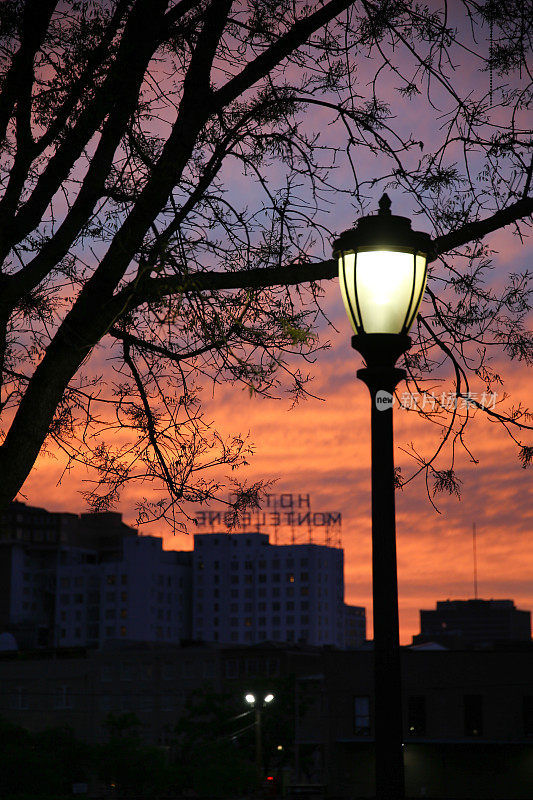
<box><xmin>192</xmin><ymin>531</ymin><xmax>346</xmax><ymax>647</ymax></box>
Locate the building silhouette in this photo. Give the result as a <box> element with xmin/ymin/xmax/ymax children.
<box><xmin>413</xmin><ymin>599</ymin><xmax>531</xmax><ymax>648</ymax></box>
<box><xmin>1</xmin><ymin>643</ymin><xmax>532</xmax><ymax>798</ymax></box>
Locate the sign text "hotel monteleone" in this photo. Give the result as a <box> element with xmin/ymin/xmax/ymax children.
<box><xmin>194</xmin><ymin>492</ymin><xmax>342</xmax><ymax>529</ymax></box>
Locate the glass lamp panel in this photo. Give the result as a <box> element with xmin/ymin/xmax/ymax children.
<box><xmin>338</xmin><ymin>252</ymin><xmax>361</xmax><ymax>332</ymax></box>
<box><xmin>355</xmin><ymin>250</ymin><xmax>415</xmax><ymax>334</ymax></box>
<box><xmin>404</xmin><ymin>253</ymin><xmax>428</xmax><ymax>331</ymax></box>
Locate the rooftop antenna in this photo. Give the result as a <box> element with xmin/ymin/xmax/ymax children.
<box><xmin>472</xmin><ymin>522</ymin><xmax>479</xmax><ymax>600</ymax></box>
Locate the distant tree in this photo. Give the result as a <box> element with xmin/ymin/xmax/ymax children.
<box><xmin>0</xmin><ymin>717</ymin><xmax>92</xmax><ymax>795</ymax></box>
<box><xmin>97</xmin><ymin>711</ymin><xmax>179</xmax><ymax>796</ymax></box>
<box><xmin>173</xmin><ymin>687</ymin><xmax>258</xmax><ymax>794</ymax></box>
<box><xmin>0</xmin><ymin>0</ymin><xmax>531</xmax><ymax>526</ymax></box>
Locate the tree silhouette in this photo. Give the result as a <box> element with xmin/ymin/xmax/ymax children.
<box><xmin>0</xmin><ymin>0</ymin><xmax>531</xmax><ymax>527</ymax></box>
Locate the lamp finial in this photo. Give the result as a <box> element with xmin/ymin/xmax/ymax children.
<box><xmin>378</xmin><ymin>193</ymin><xmax>392</xmax><ymax>215</ymax></box>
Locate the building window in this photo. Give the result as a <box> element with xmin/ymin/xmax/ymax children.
<box><xmin>107</xmin><ymin>575</ymin><xmax>116</xmax><ymax>585</ymax></box>
<box><xmin>230</xmin><ymin>618</ymin><xmax>238</xmax><ymax>627</ymax></box>
<box><xmin>524</xmin><ymin>696</ymin><xmax>533</xmax><ymax>736</ymax></box>
<box><xmin>408</xmin><ymin>696</ymin><xmax>426</xmax><ymax>736</ymax></box>
<box><xmin>224</xmin><ymin>658</ymin><xmax>239</xmax><ymax>678</ymax></box>
<box><xmin>464</xmin><ymin>695</ymin><xmax>483</xmax><ymax>736</ymax></box>
<box><xmin>231</xmin><ymin>576</ymin><xmax>239</xmax><ymax>584</ymax></box>
<box><xmin>12</xmin><ymin>687</ymin><xmax>29</xmax><ymax>710</ymax></box>
<box><xmin>287</xmin><ymin>574</ymin><xmax>295</xmax><ymax>583</ymax></box>
<box><xmin>55</xmin><ymin>686</ymin><xmax>72</xmax><ymax>709</ymax></box>
<box><xmin>245</xmin><ymin>618</ymin><xmax>252</xmax><ymax>627</ymax></box>
<box><xmin>354</xmin><ymin>696</ymin><xmax>370</xmax><ymax>736</ymax></box>
<box><xmin>121</xmin><ymin>662</ymin><xmax>133</xmax><ymax>680</ymax></box>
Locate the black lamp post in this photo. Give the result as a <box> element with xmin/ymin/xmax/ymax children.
<box><xmin>333</xmin><ymin>194</ymin><xmax>432</xmax><ymax>800</ymax></box>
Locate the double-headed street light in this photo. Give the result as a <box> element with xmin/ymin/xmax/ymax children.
<box><xmin>245</xmin><ymin>692</ymin><xmax>275</xmax><ymax>781</ymax></box>
<box><xmin>333</xmin><ymin>194</ymin><xmax>432</xmax><ymax>800</ymax></box>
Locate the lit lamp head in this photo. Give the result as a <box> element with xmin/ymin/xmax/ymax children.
<box><xmin>333</xmin><ymin>194</ymin><xmax>432</xmax><ymax>366</ymax></box>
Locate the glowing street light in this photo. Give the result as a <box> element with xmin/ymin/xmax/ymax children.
<box><xmin>245</xmin><ymin>692</ymin><xmax>275</xmax><ymax>781</ymax></box>
<box><xmin>333</xmin><ymin>194</ymin><xmax>432</xmax><ymax>800</ymax></box>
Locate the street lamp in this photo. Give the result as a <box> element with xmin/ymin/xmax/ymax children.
<box><xmin>333</xmin><ymin>194</ymin><xmax>432</xmax><ymax>800</ymax></box>
<box><xmin>245</xmin><ymin>692</ymin><xmax>275</xmax><ymax>782</ymax></box>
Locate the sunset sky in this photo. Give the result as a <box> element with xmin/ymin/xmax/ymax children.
<box><xmin>9</xmin><ymin>1</ymin><xmax>532</xmax><ymax>645</ymax></box>
<box><xmin>18</xmin><ymin>216</ymin><xmax>532</xmax><ymax>644</ymax></box>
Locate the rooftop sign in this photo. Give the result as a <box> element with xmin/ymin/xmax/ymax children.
<box><xmin>194</xmin><ymin>492</ymin><xmax>342</xmax><ymax>537</ymax></box>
